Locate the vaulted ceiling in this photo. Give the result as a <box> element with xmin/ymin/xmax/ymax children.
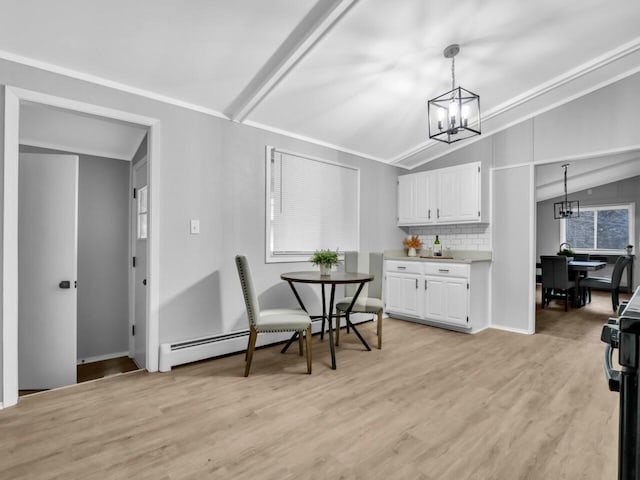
<box><xmin>2</xmin><ymin>0</ymin><xmax>640</xmax><ymax>168</ymax></box>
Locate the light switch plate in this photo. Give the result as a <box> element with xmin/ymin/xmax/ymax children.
<box><xmin>190</xmin><ymin>219</ymin><xmax>200</xmax><ymax>235</ymax></box>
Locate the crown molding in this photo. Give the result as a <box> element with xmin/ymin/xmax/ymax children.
<box><xmin>0</xmin><ymin>49</ymin><xmax>230</xmax><ymax>120</ymax></box>
<box><xmin>241</xmin><ymin>119</ymin><xmax>388</xmax><ymax>164</ymax></box>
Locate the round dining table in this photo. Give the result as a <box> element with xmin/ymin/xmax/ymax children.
<box><xmin>280</xmin><ymin>271</ymin><xmax>374</xmax><ymax>370</ymax></box>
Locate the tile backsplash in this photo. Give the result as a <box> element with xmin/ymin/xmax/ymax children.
<box><xmin>407</xmin><ymin>224</ymin><xmax>490</xmax><ymax>252</ymax></box>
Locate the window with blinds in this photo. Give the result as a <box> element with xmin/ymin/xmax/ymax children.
<box><xmin>266</xmin><ymin>146</ymin><xmax>359</xmax><ymax>263</ymax></box>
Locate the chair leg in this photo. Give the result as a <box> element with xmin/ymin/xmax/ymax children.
<box><xmin>298</xmin><ymin>331</ymin><xmax>304</xmax><ymax>356</ymax></box>
<box><xmin>305</xmin><ymin>326</ymin><xmax>312</xmax><ymax>374</ymax></box>
<box><xmin>321</xmin><ymin>317</ymin><xmax>325</xmax><ymax>341</ymax></box>
<box><xmin>541</xmin><ymin>288</ymin><xmax>546</xmax><ymax>308</ymax></box>
<box><xmin>336</xmin><ymin>312</ymin><xmax>341</xmax><ymax>346</ymax></box>
<box><xmin>244</xmin><ymin>328</ymin><xmax>257</xmax><ymax>377</ymax></box>
<box><xmin>377</xmin><ymin>310</ymin><xmax>382</xmax><ymax>349</ymax></box>
<box><xmin>613</xmin><ymin>289</ymin><xmax>619</xmax><ymax>313</ymax></box>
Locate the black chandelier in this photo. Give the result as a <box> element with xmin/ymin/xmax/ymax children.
<box><xmin>554</xmin><ymin>163</ymin><xmax>580</xmax><ymax>219</ymax></box>
<box><xmin>428</xmin><ymin>44</ymin><xmax>481</xmax><ymax>144</ymax></box>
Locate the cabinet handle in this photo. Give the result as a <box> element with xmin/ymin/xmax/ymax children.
<box><xmin>437</xmin><ymin>208</ymin><xmax>440</xmax><ymax>218</ymax></box>
<box><xmin>415</xmin><ymin>278</ymin><xmax>418</xmax><ymax>289</ymax></box>
<box><xmin>428</xmin><ymin>209</ymin><xmax>431</xmax><ymax>219</ymax></box>
<box><xmin>438</xmin><ymin>269</ymin><xmax>450</xmax><ymax>273</ymax></box>
<box><xmin>397</xmin><ymin>266</ymin><xmax>407</xmax><ymax>270</ymax></box>
<box><xmin>424</xmin><ymin>279</ymin><xmax>427</xmax><ymax>290</ymax></box>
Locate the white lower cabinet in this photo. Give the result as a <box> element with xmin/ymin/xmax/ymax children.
<box><xmin>424</xmin><ymin>276</ymin><xmax>468</xmax><ymax>326</ymax></box>
<box><xmin>384</xmin><ymin>260</ymin><xmax>489</xmax><ymax>333</ymax></box>
<box><xmin>386</xmin><ymin>272</ymin><xmax>421</xmax><ymax>317</ymax></box>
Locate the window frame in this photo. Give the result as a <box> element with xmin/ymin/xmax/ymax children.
<box><xmin>264</xmin><ymin>146</ymin><xmax>360</xmax><ymax>263</ymax></box>
<box><xmin>560</xmin><ymin>202</ymin><xmax>635</xmax><ymax>254</ymax></box>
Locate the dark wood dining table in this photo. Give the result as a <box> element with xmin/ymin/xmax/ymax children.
<box><xmin>280</xmin><ymin>271</ymin><xmax>374</xmax><ymax>370</ymax></box>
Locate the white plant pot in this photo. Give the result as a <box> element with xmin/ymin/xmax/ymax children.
<box><xmin>407</xmin><ymin>247</ymin><xmax>417</xmax><ymax>257</ymax></box>
<box><xmin>319</xmin><ymin>265</ymin><xmax>331</xmax><ymax>276</ymax></box>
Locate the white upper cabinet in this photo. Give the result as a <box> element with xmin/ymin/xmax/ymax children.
<box><xmin>397</xmin><ymin>171</ymin><xmax>435</xmax><ymax>225</ymax></box>
<box><xmin>398</xmin><ymin>161</ymin><xmax>483</xmax><ymax>226</ymax></box>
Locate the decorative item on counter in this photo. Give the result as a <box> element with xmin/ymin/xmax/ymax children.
<box><xmin>433</xmin><ymin>235</ymin><xmax>442</xmax><ymax>256</ymax></box>
<box><xmin>403</xmin><ymin>235</ymin><xmax>423</xmax><ymax>257</ymax></box>
<box><xmin>627</xmin><ymin>244</ymin><xmax>634</xmax><ymax>255</ymax></box>
<box><xmin>557</xmin><ymin>242</ymin><xmax>575</xmax><ymax>261</ymax></box>
<box><xmin>310</xmin><ymin>249</ymin><xmax>340</xmax><ymax>276</ymax></box>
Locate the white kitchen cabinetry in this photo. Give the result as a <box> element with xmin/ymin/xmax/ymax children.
<box><xmin>397</xmin><ymin>172</ymin><xmax>435</xmax><ymax>225</ymax></box>
<box><xmin>384</xmin><ymin>259</ymin><xmax>489</xmax><ymax>333</ymax></box>
<box><xmin>384</xmin><ymin>260</ymin><xmax>422</xmax><ymax>317</ymax></box>
<box><xmin>397</xmin><ymin>161</ymin><xmax>482</xmax><ymax>226</ymax></box>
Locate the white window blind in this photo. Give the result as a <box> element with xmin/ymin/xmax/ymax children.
<box><xmin>266</xmin><ymin>147</ymin><xmax>359</xmax><ymax>262</ymax></box>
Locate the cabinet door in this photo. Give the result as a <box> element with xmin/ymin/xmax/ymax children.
<box><xmin>444</xmin><ymin>277</ymin><xmax>469</xmax><ymax>325</ymax></box>
<box><xmin>424</xmin><ymin>276</ymin><xmax>469</xmax><ymax>326</ymax></box>
<box><xmin>397</xmin><ymin>174</ymin><xmax>415</xmax><ymax>224</ymax></box>
<box><xmin>415</xmin><ymin>171</ymin><xmax>436</xmax><ymax>224</ymax></box>
<box><xmin>436</xmin><ymin>169</ymin><xmax>459</xmax><ymax>223</ymax></box>
<box><xmin>456</xmin><ymin>164</ymin><xmax>480</xmax><ymax>221</ymax></box>
<box><xmin>424</xmin><ymin>276</ymin><xmax>446</xmax><ymax>321</ymax></box>
<box><xmin>386</xmin><ymin>273</ymin><xmax>421</xmax><ymax>317</ymax></box>
<box><xmin>436</xmin><ymin>162</ymin><xmax>480</xmax><ymax>223</ymax></box>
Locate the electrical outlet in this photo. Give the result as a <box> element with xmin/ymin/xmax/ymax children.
<box><xmin>190</xmin><ymin>219</ymin><xmax>200</xmax><ymax>235</ymax></box>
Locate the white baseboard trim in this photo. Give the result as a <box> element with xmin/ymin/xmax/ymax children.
<box><xmin>489</xmin><ymin>324</ymin><xmax>534</xmax><ymax>335</ymax></box>
<box><xmin>470</xmin><ymin>325</ymin><xmax>490</xmax><ymax>335</ymax></box>
<box><xmin>159</xmin><ymin>315</ymin><xmax>375</xmax><ymax>372</ymax></box>
<box><xmin>77</xmin><ymin>351</ymin><xmax>130</xmax><ymax>365</ymax></box>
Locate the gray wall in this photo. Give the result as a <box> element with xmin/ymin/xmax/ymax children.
<box><xmin>20</xmin><ymin>146</ymin><xmax>130</xmax><ymax>360</ymax></box>
<box><xmin>0</xmin><ymin>55</ymin><xmax>404</xmax><ymax>388</ymax></box>
<box><xmin>537</xmin><ymin>174</ymin><xmax>640</xmax><ymax>288</ymax></box>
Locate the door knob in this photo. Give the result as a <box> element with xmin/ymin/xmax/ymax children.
<box><xmin>59</xmin><ymin>280</ymin><xmax>71</xmax><ymax>289</ymax></box>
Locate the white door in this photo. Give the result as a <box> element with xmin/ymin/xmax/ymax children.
<box><xmin>132</xmin><ymin>159</ymin><xmax>148</xmax><ymax>368</ymax></box>
<box><xmin>18</xmin><ymin>153</ymin><xmax>78</xmax><ymax>390</ymax></box>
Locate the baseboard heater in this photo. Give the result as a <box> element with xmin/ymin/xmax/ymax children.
<box><xmin>159</xmin><ymin>329</ymin><xmax>295</xmax><ymax>372</ymax></box>
<box><xmin>158</xmin><ymin>315</ymin><xmax>372</xmax><ymax>372</ymax></box>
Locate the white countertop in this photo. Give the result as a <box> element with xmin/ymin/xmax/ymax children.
<box><xmin>384</xmin><ymin>249</ymin><xmax>492</xmax><ymax>264</ymax></box>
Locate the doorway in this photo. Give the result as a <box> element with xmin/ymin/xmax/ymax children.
<box><xmin>2</xmin><ymin>86</ymin><xmax>161</xmax><ymax>408</ymax></box>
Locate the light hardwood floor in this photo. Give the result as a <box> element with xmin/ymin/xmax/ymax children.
<box><xmin>0</xmin><ymin>291</ymin><xmax>624</xmax><ymax>479</ymax></box>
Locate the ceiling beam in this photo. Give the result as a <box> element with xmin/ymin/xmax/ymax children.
<box><xmin>224</xmin><ymin>0</ymin><xmax>359</xmax><ymax>122</ymax></box>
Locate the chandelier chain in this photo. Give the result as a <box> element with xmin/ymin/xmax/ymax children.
<box><xmin>451</xmin><ymin>55</ymin><xmax>456</xmax><ymax>91</ymax></box>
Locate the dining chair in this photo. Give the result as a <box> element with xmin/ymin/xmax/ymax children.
<box><xmin>579</xmin><ymin>255</ymin><xmax>632</xmax><ymax>312</ymax></box>
<box><xmin>541</xmin><ymin>255</ymin><xmax>576</xmax><ymax>311</ymax></box>
<box><xmin>235</xmin><ymin>255</ymin><xmax>312</xmax><ymax>376</ymax></box>
<box><xmin>335</xmin><ymin>252</ymin><xmax>384</xmax><ymax>349</ymax></box>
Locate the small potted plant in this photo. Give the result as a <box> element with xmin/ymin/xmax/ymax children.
<box><xmin>310</xmin><ymin>249</ymin><xmax>340</xmax><ymax>276</ymax></box>
<box><xmin>557</xmin><ymin>244</ymin><xmax>575</xmax><ymax>261</ymax></box>
<box><xmin>403</xmin><ymin>235</ymin><xmax>423</xmax><ymax>257</ymax></box>
<box><xmin>627</xmin><ymin>244</ymin><xmax>634</xmax><ymax>255</ymax></box>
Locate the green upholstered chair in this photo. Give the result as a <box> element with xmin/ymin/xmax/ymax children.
<box><xmin>579</xmin><ymin>255</ymin><xmax>632</xmax><ymax>312</ymax></box>
<box><xmin>335</xmin><ymin>252</ymin><xmax>384</xmax><ymax>349</ymax></box>
<box><xmin>235</xmin><ymin>255</ymin><xmax>312</xmax><ymax>376</ymax></box>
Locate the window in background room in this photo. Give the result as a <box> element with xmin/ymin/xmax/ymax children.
<box><xmin>561</xmin><ymin>204</ymin><xmax>635</xmax><ymax>253</ymax></box>
<box><xmin>266</xmin><ymin>146</ymin><xmax>359</xmax><ymax>263</ymax></box>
